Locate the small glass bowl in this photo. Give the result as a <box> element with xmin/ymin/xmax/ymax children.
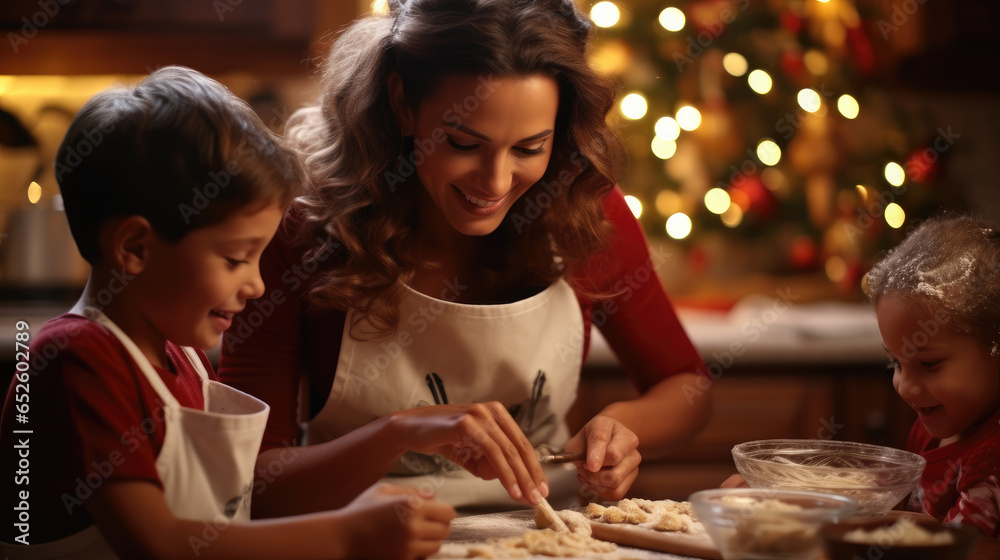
<box><xmin>732</xmin><ymin>439</ymin><xmax>926</xmax><ymax>516</ymax></box>
<box><xmin>689</xmin><ymin>488</ymin><xmax>857</xmax><ymax>560</ymax></box>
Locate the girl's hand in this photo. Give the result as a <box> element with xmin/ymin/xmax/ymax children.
<box><xmin>390</xmin><ymin>402</ymin><xmax>549</xmax><ymax>505</ymax></box>
<box><xmin>338</xmin><ymin>483</ymin><xmax>455</xmax><ymax>560</ymax></box>
<box><xmin>565</xmin><ymin>414</ymin><xmax>642</xmax><ymax>501</ymax></box>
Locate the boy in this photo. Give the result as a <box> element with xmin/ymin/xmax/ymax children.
<box><xmin>1</xmin><ymin>66</ymin><xmax>453</xmax><ymax>559</ymax></box>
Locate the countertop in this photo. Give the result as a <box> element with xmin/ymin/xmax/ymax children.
<box><xmin>0</xmin><ymin>297</ymin><xmax>884</xmax><ymax>366</ymax></box>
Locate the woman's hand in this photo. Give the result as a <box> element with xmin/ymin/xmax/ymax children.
<box><xmin>564</xmin><ymin>414</ymin><xmax>642</xmax><ymax>501</ymax></box>
<box><xmin>336</xmin><ymin>483</ymin><xmax>455</xmax><ymax>560</ymax></box>
<box><xmin>389</xmin><ymin>402</ymin><xmax>549</xmax><ymax>505</ymax></box>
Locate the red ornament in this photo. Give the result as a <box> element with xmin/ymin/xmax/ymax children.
<box><xmin>781</xmin><ymin>12</ymin><xmax>804</xmax><ymax>33</ymax></box>
<box><xmin>789</xmin><ymin>235</ymin><xmax>819</xmax><ymax>269</ymax></box>
<box><xmin>729</xmin><ymin>175</ymin><xmax>777</xmax><ymax>220</ymax></box>
<box><xmin>904</xmin><ymin>146</ymin><xmax>939</xmax><ymax>183</ymax></box>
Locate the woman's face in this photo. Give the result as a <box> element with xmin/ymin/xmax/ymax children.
<box><xmin>877</xmin><ymin>293</ymin><xmax>1000</xmax><ymax>441</ymax></box>
<box><xmin>393</xmin><ymin>73</ymin><xmax>560</xmax><ymax>237</ymax></box>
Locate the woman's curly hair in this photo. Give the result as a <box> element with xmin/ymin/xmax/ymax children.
<box><xmin>286</xmin><ymin>0</ymin><xmax>626</xmax><ymax>339</ymax></box>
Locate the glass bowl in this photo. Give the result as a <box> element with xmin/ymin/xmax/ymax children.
<box><xmin>732</xmin><ymin>439</ymin><xmax>926</xmax><ymax>516</ymax></box>
<box><xmin>820</xmin><ymin>514</ymin><xmax>980</xmax><ymax>560</ymax></box>
<box><xmin>689</xmin><ymin>488</ymin><xmax>857</xmax><ymax>560</ymax></box>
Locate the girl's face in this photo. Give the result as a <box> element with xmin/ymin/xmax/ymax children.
<box><xmin>876</xmin><ymin>293</ymin><xmax>1000</xmax><ymax>441</ymax></box>
<box><xmin>393</xmin><ymin>73</ymin><xmax>560</xmax><ymax>237</ymax></box>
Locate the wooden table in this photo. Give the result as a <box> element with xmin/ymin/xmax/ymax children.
<box><xmin>432</xmin><ymin>508</ymin><xmax>999</xmax><ymax>560</ymax></box>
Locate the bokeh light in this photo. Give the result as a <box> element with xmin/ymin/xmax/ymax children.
<box><xmin>704</xmin><ymin>188</ymin><xmax>731</xmax><ymax>214</ymax></box>
<box><xmin>748</xmin><ymin>70</ymin><xmax>772</xmax><ymax>94</ymax></box>
<box><xmin>27</xmin><ymin>181</ymin><xmax>42</xmax><ymax>204</ymax></box>
<box><xmin>837</xmin><ymin>94</ymin><xmax>860</xmax><ymax>119</ymax></box>
<box><xmin>620</xmin><ymin>93</ymin><xmax>648</xmax><ymax>119</ymax></box>
<box><xmin>797</xmin><ymin>88</ymin><xmax>822</xmax><ymax>113</ymax></box>
<box><xmin>654</xmin><ymin>116</ymin><xmax>681</xmax><ymax>140</ymax></box>
<box><xmin>756</xmin><ymin>139</ymin><xmax>781</xmax><ymax>166</ymax></box>
<box><xmin>676</xmin><ymin>105</ymin><xmax>702</xmax><ymax>130</ymax></box>
<box><xmin>884</xmin><ymin>162</ymin><xmax>905</xmax><ymax>187</ymax></box>
<box><xmin>885</xmin><ymin>203</ymin><xmax>905</xmax><ymax>228</ymax></box>
<box><xmin>591</xmin><ymin>2</ymin><xmax>621</xmax><ymax>28</ymax></box>
<box><xmin>658</xmin><ymin>7</ymin><xmax>685</xmax><ymax>31</ymax></box>
<box><xmin>666</xmin><ymin>212</ymin><xmax>693</xmax><ymax>239</ymax></box>
<box><xmin>624</xmin><ymin>194</ymin><xmax>643</xmax><ymax>218</ymax></box>
<box><xmin>651</xmin><ymin>136</ymin><xmax>678</xmax><ymax>159</ymax></box>
<box><xmin>722</xmin><ymin>52</ymin><xmax>748</xmax><ymax>77</ymax></box>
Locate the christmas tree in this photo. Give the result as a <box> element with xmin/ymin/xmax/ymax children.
<box><xmin>585</xmin><ymin>0</ymin><xmax>952</xmax><ymax>294</ymax></box>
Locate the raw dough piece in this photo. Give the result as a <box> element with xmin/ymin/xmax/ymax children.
<box><xmin>465</xmin><ymin>529</ymin><xmax>616</xmax><ymax>558</ymax></box>
<box><xmin>533</xmin><ymin>498</ymin><xmax>570</xmax><ymax>533</ymax></box>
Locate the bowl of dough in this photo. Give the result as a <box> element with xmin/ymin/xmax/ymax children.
<box><xmin>732</xmin><ymin>439</ymin><xmax>926</xmax><ymax>516</ymax></box>
<box><xmin>689</xmin><ymin>488</ymin><xmax>857</xmax><ymax>560</ymax></box>
<box><xmin>820</xmin><ymin>514</ymin><xmax>980</xmax><ymax>560</ymax></box>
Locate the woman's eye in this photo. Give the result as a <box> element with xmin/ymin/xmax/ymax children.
<box><xmin>226</xmin><ymin>257</ymin><xmax>248</xmax><ymax>267</ymax></box>
<box><xmin>446</xmin><ymin>137</ymin><xmax>479</xmax><ymax>151</ymax></box>
<box><xmin>514</xmin><ymin>144</ymin><xmax>546</xmax><ymax>156</ymax></box>
<box><xmin>919</xmin><ymin>360</ymin><xmax>941</xmax><ymax>369</ymax></box>
<box><xmin>885</xmin><ymin>357</ymin><xmax>901</xmax><ymax>371</ymax></box>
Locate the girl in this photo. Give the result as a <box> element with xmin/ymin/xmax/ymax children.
<box><xmin>220</xmin><ymin>0</ymin><xmax>711</xmax><ymax>512</ymax></box>
<box><xmin>866</xmin><ymin>215</ymin><xmax>1000</xmax><ymax>538</ymax></box>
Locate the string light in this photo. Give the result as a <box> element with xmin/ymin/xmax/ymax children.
<box><xmin>591</xmin><ymin>2</ymin><xmax>621</xmax><ymax>28</ymax></box>
<box><xmin>658</xmin><ymin>7</ymin><xmax>685</xmax><ymax>31</ymax></box>
<box><xmin>675</xmin><ymin>105</ymin><xmax>701</xmax><ymax>130</ymax></box>
<box><xmin>654</xmin><ymin>116</ymin><xmax>681</xmax><ymax>140</ymax></box>
<box><xmin>884</xmin><ymin>162</ymin><xmax>905</xmax><ymax>186</ymax></box>
<box><xmin>704</xmin><ymin>188</ymin><xmax>731</xmax><ymax>214</ymax></box>
<box><xmin>756</xmin><ymin>139</ymin><xmax>781</xmax><ymax>166</ymax></box>
<box><xmin>885</xmin><ymin>203</ymin><xmax>906</xmax><ymax>228</ymax></box>
<box><xmin>837</xmin><ymin>94</ymin><xmax>860</xmax><ymax>119</ymax></box>
<box><xmin>665</xmin><ymin>213</ymin><xmax>692</xmax><ymax>239</ymax></box>
<box><xmin>797</xmin><ymin>88</ymin><xmax>822</xmax><ymax>113</ymax></box>
<box><xmin>620</xmin><ymin>93</ymin><xmax>648</xmax><ymax>119</ymax></box>
<box><xmin>747</xmin><ymin>70</ymin><xmax>772</xmax><ymax>94</ymax></box>
<box><xmin>722</xmin><ymin>53</ymin><xmax>748</xmax><ymax>77</ymax></box>
<box><xmin>651</xmin><ymin>136</ymin><xmax>678</xmax><ymax>159</ymax></box>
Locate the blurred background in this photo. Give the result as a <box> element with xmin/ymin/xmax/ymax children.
<box><xmin>1</xmin><ymin>0</ymin><xmax>998</xmax><ymax>499</ymax></box>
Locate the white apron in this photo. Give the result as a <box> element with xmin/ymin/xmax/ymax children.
<box><xmin>307</xmin><ymin>278</ymin><xmax>585</xmax><ymax>508</ymax></box>
<box><xmin>1</xmin><ymin>308</ymin><xmax>269</xmax><ymax>559</ymax></box>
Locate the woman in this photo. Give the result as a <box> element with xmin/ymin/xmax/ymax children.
<box><xmin>220</xmin><ymin>0</ymin><xmax>711</xmax><ymax>514</ymax></box>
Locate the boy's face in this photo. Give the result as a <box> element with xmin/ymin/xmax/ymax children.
<box><xmin>138</xmin><ymin>203</ymin><xmax>284</xmax><ymax>351</ymax></box>
<box><xmin>877</xmin><ymin>293</ymin><xmax>1000</xmax><ymax>441</ymax></box>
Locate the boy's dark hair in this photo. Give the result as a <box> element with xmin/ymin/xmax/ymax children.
<box><xmin>56</xmin><ymin>65</ymin><xmax>302</xmax><ymax>264</ymax></box>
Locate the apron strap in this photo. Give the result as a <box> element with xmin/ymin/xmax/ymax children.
<box><xmin>81</xmin><ymin>306</ymin><xmax>182</xmax><ymax>409</ymax></box>
<box><xmin>180</xmin><ymin>346</ymin><xmax>211</xmax><ymax>410</ymax></box>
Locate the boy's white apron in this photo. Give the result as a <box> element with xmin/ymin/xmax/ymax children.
<box><xmin>2</xmin><ymin>308</ymin><xmax>268</xmax><ymax>559</ymax></box>
<box><xmin>307</xmin><ymin>278</ymin><xmax>585</xmax><ymax>507</ymax></box>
